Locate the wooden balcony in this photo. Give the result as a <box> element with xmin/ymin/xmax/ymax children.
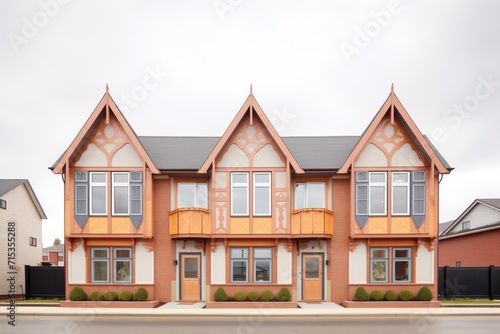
<box><xmin>169</xmin><ymin>208</ymin><xmax>211</xmax><ymax>238</ymax></box>
<box><xmin>291</xmin><ymin>208</ymin><xmax>333</xmax><ymax>238</ymax></box>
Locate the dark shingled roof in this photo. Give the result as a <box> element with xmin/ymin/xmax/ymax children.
<box><xmin>139</xmin><ymin>135</ymin><xmax>451</xmax><ymax>172</ymax></box>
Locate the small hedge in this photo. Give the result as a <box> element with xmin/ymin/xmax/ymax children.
<box><xmin>384</xmin><ymin>290</ymin><xmax>397</xmax><ymax>301</ymax></box>
<box><xmin>277</xmin><ymin>288</ymin><xmax>291</xmax><ymax>302</ymax></box>
<box><xmin>354</xmin><ymin>287</ymin><xmax>370</xmax><ymax>301</ymax></box>
<box><xmin>104</xmin><ymin>290</ymin><xmax>118</xmax><ymax>301</ymax></box>
<box><xmin>398</xmin><ymin>290</ymin><xmax>414</xmax><ymax>301</ymax></box>
<box><xmin>69</xmin><ymin>287</ymin><xmax>87</xmax><ymax>301</ymax></box>
<box><xmin>214</xmin><ymin>287</ymin><xmax>229</xmax><ymax>302</ymax></box>
<box><xmin>260</xmin><ymin>290</ymin><xmax>274</xmax><ymax>301</ymax></box>
<box><xmin>133</xmin><ymin>287</ymin><xmax>148</xmax><ymax>301</ymax></box>
<box><xmin>119</xmin><ymin>290</ymin><xmax>133</xmax><ymax>301</ymax></box>
<box><xmin>370</xmin><ymin>290</ymin><xmax>384</xmax><ymax>301</ymax></box>
<box><xmin>248</xmin><ymin>291</ymin><xmax>259</xmax><ymax>301</ymax></box>
<box><xmin>89</xmin><ymin>291</ymin><xmax>104</xmax><ymax>301</ymax></box>
<box><xmin>234</xmin><ymin>290</ymin><xmax>247</xmax><ymax>301</ymax></box>
<box><xmin>415</xmin><ymin>287</ymin><xmax>433</xmax><ymax>301</ymax></box>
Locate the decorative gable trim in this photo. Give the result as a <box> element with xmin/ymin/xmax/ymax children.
<box><xmin>338</xmin><ymin>85</ymin><xmax>450</xmax><ymax>175</ymax></box>
<box><xmin>51</xmin><ymin>85</ymin><xmax>159</xmax><ymax>174</ymax></box>
<box><xmin>198</xmin><ymin>90</ymin><xmax>304</xmax><ymax>174</ymax></box>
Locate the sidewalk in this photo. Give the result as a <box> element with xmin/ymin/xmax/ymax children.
<box><xmin>2</xmin><ymin>306</ymin><xmax>500</xmax><ymax>318</ymax></box>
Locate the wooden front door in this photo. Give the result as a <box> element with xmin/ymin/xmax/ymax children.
<box><xmin>180</xmin><ymin>254</ymin><xmax>201</xmax><ymax>301</ymax></box>
<box><xmin>302</xmin><ymin>254</ymin><xmax>323</xmax><ymax>300</ymax></box>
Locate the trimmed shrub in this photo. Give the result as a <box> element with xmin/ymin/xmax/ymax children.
<box><xmin>234</xmin><ymin>290</ymin><xmax>247</xmax><ymax>301</ymax></box>
<box><xmin>214</xmin><ymin>287</ymin><xmax>229</xmax><ymax>302</ymax></box>
<box><xmin>354</xmin><ymin>287</ymin><xmax>370</xmax><ymax>301</ymax></box>
<box><xmin>369</xmin><ymin>290</ymin><xmax>384</xmax><ymax>301</ymax></box>
<box><xmin>89</xmin><ymin>291</ymin><xmax>104</xmax><ymax>301</ymax></box>
<box><xmin>104</xmin><ymin>290</ymin><xmax>118</xmax><ymax>301</ymax></box>
<box><xmin>415</xmin><ymin>287</ymin><xmax>433</xmax><ymax>301</ymax></box>
<box><xmin>248</xmin><ymin>291</ymin><xmax>259</xmax><ymax>301</ymax></box>
<box><xmin>69</xmin><ymin>287</ymin><xmax>87</xmax><ymax>301</ymax></box>
<box><xmin>384</xmin><ymin>290</ymin><xmax>397</xmax><ymax>301</ymax></box>
<box><xmin>277</xmin><ymin>288</ymin><xmax>291</xmax><ymax>302</ymax></box>
<box><xmin>119</xmin><ymin>290</ymin><xmax>133</xmax><ymax>301</ymax></box>
<box><xmin>133</xmin><ymin>287</ymin><xmax>148</xmax><ymax>301</ymax></box>
<box><xmin>398</xmin><ymin>290</ymin><xmax>414</xmax><ymax>301</ymax></box>
<box><xmin>260</xmin><ymin>290</ymin><xmax>274</xmax><ymax>302</ymax></box>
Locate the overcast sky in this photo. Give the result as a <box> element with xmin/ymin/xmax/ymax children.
<box><xmin>1</xmin><ymin>0</ymin><xmax>499</xmax><ymax>247</ymax></box>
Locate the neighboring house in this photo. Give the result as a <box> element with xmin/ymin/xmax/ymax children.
<box><xmin>439</xmin><ymin>199</ymin><xmax>500</xmax><ymax>267</ymax></box>
<box><xmin>50</xmin><ymin>86</ymin><xmax>451</xmax><ymax>303</ymax></box>
<box><xmin>42</xmin><ymin>244</ymin><xmax>65</xmax><ymax>266</ymax></box>
<box><xmin>0</xmin><ymin>179</ymin><xmax>47</xmax><ymax>298</ymax></box>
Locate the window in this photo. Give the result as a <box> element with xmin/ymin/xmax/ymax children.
<box><xmin>91</xmin><ymin>248</ymin><xmax>109</xmax><ymax>283</ymax></box>
<box><xmin>462</xmin><ymin>221</ymin><xmax>470</xmax><ymax>231</ymax></box>
<box><xmin>412</xmin><ymin>171</ymin><xmax>426</xmax><ymax>216</ymax></box>
<box><xmin>91</xmin><ymin>247</ymin><xmax>132</xmax><ymax>283</ymax></box>
<box><xmin>393</xmin><ymin>248</ymin><xmax>411</xmax><ymax>282</ymax></box>
<box><xmin>112</xmin><ymin>172</ymin><xmax>129</xmax><ymax>215</ymax></box>
<box><xmin>130</xmin><ymin>172</ymin><xmax>143</xmax><ymax>216</ymax></box>
<box><xmin>253</xmin><ymin>173</ymin><xmax>271</xmax><ymax>215</ymax></box>
<box><xmin>0</xmin><ymin>199</ymin><xmax>7</xmax><ymax>210</ymax></box>
<box><xmin>369</xmin><ymin>172</ymin><xmax>387</xmax><ymax>215</ymax></box>
<box><xmin>370</xmin><ymin>247</ymin><xmax>412</xmax><ymax>283</ymax></box>
<box><xmin>370</xmin><ymin>248</ymin><xmax>388</xmax><ymax>283</ymax></box>
<box><xmin>90</xmin><ymin>172</ymin><xmax>107</xmax><ymax>215</ymax></box>
<box><xmin>114</xmin><ymin>248</ymin><xmax>132</xmax><ymax>283</ymax></box>
<box><xmin>29</xmin><ymin>237</ymin><xmax>37</xmax><ymax>247</ymax></box>
<box><xmin>392</xmin><ymin>172</ymin><xmax>410</xmax><ymax>215</ymax></box>
<box><xmin>295</xmin><ymin>182</ymin><xmax>325</xmax><ymax>209</ymax></box>
<box><xmin>231</xmin><ymin>248</ymin><xmax>248</xmax><ymax>283</ymax></box>
<box><xmin>253</xmin><ymin>248</ymin><xmax>272</xmax><ymax>283</ymax></box>
<box><xmin>178</xmin><ymin>183</ymin><xmax>208</xmax><ymax>209</ymax></box>
<box><xmin>456</xmin><ymin>261</ymin><xmax>461</xmax><ymax>267</ymax></box>
<box><xmin>231</xmin><ymin>173</ymin><xmax>249</xmax><ymax>216</ymax></box>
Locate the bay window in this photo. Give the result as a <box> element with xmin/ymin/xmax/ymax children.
<box><xmin>392</xmin><ymin>172</ymin><xmax>410</xmax><ymax>215</ymax></box>
<box><xmin>112</xmin><ymin>172</ymin><xmax>129</xmax><ymax>215</ymax></box>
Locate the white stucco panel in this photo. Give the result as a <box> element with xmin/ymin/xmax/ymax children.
<box><xmin>75</xmin><ymin>143</ymin><xmax>107</xmax><ymax>167</ymax></box>
<box><xmin>277</xmin><ymin>242</ymin><xmax>292</xmax><ymax>284</ymax></box>
<box><xmin>135</xmin><ymin>242</ymin><xmax>154</xmax><ymax>284</ymax></box>
<box><xmin>392</xmin><ymin>143</ymin><xmax>424</xmax><ymax>167</ymax></box>
<box><xmin>253</xmin><ymin>144</ymin><xmax>285</xmax><ymax>167</ymax></box>
<box><xmin>211</xmin><ymin>244</ymin><xmax>226</xmax><ymax>284</ymax></box>
<box><xmin>349</xmin><ymin>242</ymin><xmax>367</xmax><ymax>284</ymax></box>
<box><xmin>355</xmin><ymin>143</ymin><xmax>387</xmax><ymax>167</ymax></box>
<box><xmin>112</xmin><ymin>143</ymin><xmax>143</xmax><ymax>167</ymax></box>
<box><xmin>217</xmin><ymin>144</ymin><xmax>249</xmax><ymax>168</ymax></box>
<box><xmin>69</xmin><ymin>243</ymin><xmax>86</xmax><ymax>284</ymax></box>
<box><xmin>416</xmin><ymin>244</ymin><xmax>434</xmax><ymax>283</ymax></box>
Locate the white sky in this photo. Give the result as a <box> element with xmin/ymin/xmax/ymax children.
<box><xmin>1</xmin><ymin>0</ymin><xmax>499</xmax><ymax>247</ymax></box>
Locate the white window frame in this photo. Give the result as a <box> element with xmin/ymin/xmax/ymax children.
<box><xmin>392</xmin><ymin>248</ymin><xmax>411</xmax><ymax>283</ymax></box>
<box><xmin>231</xmin><ymin>173</ymin><xmax>249</xmax><ymax>216</ymax></box>
<box><xmin>369</xmin><ymin>172</ymin><xmax>387</xmax><ymax>216</ymax></box>
<box><xmin>91</xmin><ymin>248</ymin><xmax>109</xmax><ymax>283</ymax></box>
<box><xmin>253</xmin><ymin>172</ymin><xmax>271</xmax><ymax>216</ymax></box>
<box><xmin>177</xmin><ymin>182</ymin><xmax>208</xmax><ymax>209</ymax></box>
<box><xmin>90</xmin><ymin>172</ymin><xmax>107</xmax><ymax>215</ymax></box>
<box><xmin>112</xmin><ymin>172</ymin><xmax>129</xmax><ymax>215</ymax></box>
<box><xmin>391</xmin><ymin>172</ymin><xmax>410</xmax><ymax>216</ymax></box>
<box><xmin>295</xmin><ymin>182</ymin><xmax>325</xmax><ymax>210</ymax></box>
<box><xmin>113</xmin><ymin>247</ymin><xmax>132</xmax><ymax>283</ymax></box>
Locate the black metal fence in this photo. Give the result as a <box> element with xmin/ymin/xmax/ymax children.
<box><xmin>438</xmin><ymin>265</ymin><xmax>500</xmax><ymax>299</ymax></box>
<box><xmin>24</xmin><ymin>265</ymin><xmax>65</xmax><ymax>299</ymax></box>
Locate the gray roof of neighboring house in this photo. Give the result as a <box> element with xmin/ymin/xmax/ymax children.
<box><xmin>139</xmin><ymin>135</ymin><xmax>451</xmax><ymax>172</ymax></box>
<box><xmin>43</xmin><ymin>244</ymin><xmax>65</xmax><ymax>253</ymax></box>
<box><xmin>0</xmin><ymin>179</ymin><xmax>47</xmax><ymax>219</ymax></box>
<box><xmin>439</xmin><ymin>220</ymin><xmax>454</xmax><ymax>236</ymax></box>
<box><xmin>479</xmin><ymin>198</ymin><xmax>500</xmax><ymax>210</ymax></box>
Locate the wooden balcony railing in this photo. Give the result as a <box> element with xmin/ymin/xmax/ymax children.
<box><xmin>291</xmin><ymin>208</ymin><xmax>333</xmax><ymax>237</ymax></box>
<box><xmin>169</xmin><ymin>208</ymin><xmax>211</xmax><ymax>238</ymax></box>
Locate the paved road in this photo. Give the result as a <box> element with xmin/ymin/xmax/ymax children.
<box><xmin>2</xmin><ymin>315</ymin><xmax>500</xmax><ymax>334</ymax></box>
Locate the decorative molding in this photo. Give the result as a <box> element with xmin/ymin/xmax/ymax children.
<box><xmin>349</xmin><ymin>239</ymin><xmax>360</xmax><ymax>252</ymax></box>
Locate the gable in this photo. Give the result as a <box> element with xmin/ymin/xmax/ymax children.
<box><xmin>72</xmin><ymin>113</ymin><xmax>143</xmax><ymax>168</ymax></box>
<box><xmin>216</xmin><ymin>113</ymin><xmax>286</xmax><ymax>168</ymax></box>
<box><xmin>355</xmin><ymin>113</ymin><xmax>427</xmax><ymax>168</ymax></box>
<box><xmin>449</xmin><ymin>202</ymin><xmax>500</xmax><ymax>234</ymax></box>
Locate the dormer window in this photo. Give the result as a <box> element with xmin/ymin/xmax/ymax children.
<box><xmin>462</xmin><ymin>221</ymin><xmax>470</xmax><ymax>231</ymax></box>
